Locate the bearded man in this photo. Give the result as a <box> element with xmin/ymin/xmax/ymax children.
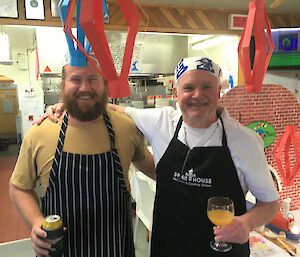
<box><xmin>9</xmin><ymin>61</ymin><xmax>155</xmax><ymax>257</ymax></box>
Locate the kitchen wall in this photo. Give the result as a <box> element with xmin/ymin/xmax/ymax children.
<box><xmin>0</xmin><ymin>26</ymin><xmax>44</xmax><ymax>139</ymax></box>
<box><xmin>0</xmin><ymin>26</ymin><xmax>39</xmax><ymax>96</ymax></box>
<box><xmin>36</xmin><ymin>26</ymin><xmax>70</xmax><ymax>74</ymax></box>
<box><xmin>265</xmin><ymin>71</ymin><xmax>300</xmax><ymax>102</ymax></box>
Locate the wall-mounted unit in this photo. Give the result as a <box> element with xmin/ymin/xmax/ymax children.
<box><xmin>0</xmin><ymin>32</ymin><xmax>13</xmax><ymax>65</ymax></box>
<box><xmin>269</xmin><ymin>28</ymin><xmax>300</xmax><ymax>69</ymax></box>
<box><xmin>36</xmin><ymin>27</ymin><xmax>69</xmax><ymax>74</ymax></box>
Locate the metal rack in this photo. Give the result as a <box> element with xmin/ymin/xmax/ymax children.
<box><xmin>40</xmin><ymin>73</ymin><xmax>61</xmax><ymax>106</ymax></box>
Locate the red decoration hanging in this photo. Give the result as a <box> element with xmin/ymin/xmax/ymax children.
<box><xmin>80</xmin><ymin>0</ymin><xmax>141</xmax><ymax>98</ymax></box>
<box><xmin>61</xmin><ymin>0</ymin><xmax>104</xmax><ymax>76</ymax></box>
<box><xmin>273</xmin><ymin>126</ymin><xmax>300</xmax><ymax>186</ymax></box>
<box><xmin>238</xmin><ymin>0</ymin><xmax>274</xmax><ymax>93</ymax></box>
<box><xmin>35</xmin><ymin>48</ymin><xmax>40</xmax><ymax>80</ymax></box>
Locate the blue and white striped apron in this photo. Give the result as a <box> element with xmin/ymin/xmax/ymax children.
<box><xmin>41</xmin><ymin>112</ymin><xmax>135</xmax><ymax>257</ymax></box>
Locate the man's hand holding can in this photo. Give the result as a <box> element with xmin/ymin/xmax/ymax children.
<box><xmin>41</xmin><ymin>215</ymin><xmax>64</xmax><ymax>257</ymax></box>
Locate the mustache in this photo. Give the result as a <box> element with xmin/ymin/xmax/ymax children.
<box><xmin>75</xmin><ymin>92</ymin><xmax>96</xmax><ymax>98</ymax></box>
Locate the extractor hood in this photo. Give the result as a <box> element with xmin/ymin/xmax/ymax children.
<box><xmin>36</xmin><ymin>27</ymin><xmax>188</xmax><ymax>75</ymax></box>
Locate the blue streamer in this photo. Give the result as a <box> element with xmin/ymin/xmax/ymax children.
<box><xmin>58</xmin><ymin>0</ymin><xmax>109</xmax><ymax>66</ymax></box>
<box><xmin>103</xmin><ymin>0</ymin><xmax>109</xmax><ymax>23</ymax></box>
<box><xmin>58</xmin><ymin>0</ymin><xmax>90</xmax><ymax>67</ymax></box>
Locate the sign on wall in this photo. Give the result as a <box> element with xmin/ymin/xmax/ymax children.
<box><xmin>25</xmin><ymin>0</ymin><xmax>45</xmax><ymax>20</ymax></box>
<box><xmin>0</xmin><ymin>0</ymin><xmax>18</xmax><ymax>18</ymax></box>
<box><xmin>246</xmin><ymin>121</ymin><xmax>276</xmax><ymax>148</ymax></box>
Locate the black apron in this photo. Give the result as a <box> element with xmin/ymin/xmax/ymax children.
<box><xmin>150</xmin><ymin>116</ymin><xmax>250</xmax><ymax>257</ymax></box>
<box><xmin>41</xmin><ymin>112</ymin><xmax>135</xmax><ymax>257</ymax></box>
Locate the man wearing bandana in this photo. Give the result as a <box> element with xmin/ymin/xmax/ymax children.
<box><xmin>37</xmin><ymin>56</ymin><xmax>278</xmax><ymax>257</ymax></box>
<box><xmin>116</xmin><ymin>56</ymin><xmax>278</xmax><ymax>257</ymax></box>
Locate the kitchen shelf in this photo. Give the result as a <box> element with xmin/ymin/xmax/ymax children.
<box><xmin>40</xmin><ymin>72</ymin><xmax>61</xmax><ymax>77</ymax></box>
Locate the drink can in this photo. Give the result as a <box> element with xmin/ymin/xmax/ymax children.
<box><xmin>41</xmin><ymin>215</ymin><xmax>64</xmax><ymax>257</ymax></box>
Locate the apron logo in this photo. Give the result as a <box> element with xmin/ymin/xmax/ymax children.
<box><xmin>173</xmin><ymin>169</ymin><xmax>212</xmax><ymax>188</ymax></box>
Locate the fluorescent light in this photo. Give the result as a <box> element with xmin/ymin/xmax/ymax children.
<box><xmin>270</xmin><ymin>0</ymin><xmax>284</xmax><ymax>9</ymax></box>
<box><xmin>189</xmin><ymin>35</ymin><xmax>213</xmax><ymax>45</ymax></box>
<box><xmin>141</xmin><ymin>31</ymin><xmax>194</xmax><ymax>37</ymax></box>
<box><xmin>271</xmin><ymin>27</ymin><xmax>300</xmax><ymax>32</ymax></box>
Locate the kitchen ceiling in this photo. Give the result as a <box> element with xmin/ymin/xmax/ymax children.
<box><xmin>136</xmin><ymin>0</ymin><xmax>299</xmax><ymax>15</ymax></box>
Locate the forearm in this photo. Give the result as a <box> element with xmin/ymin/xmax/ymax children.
<box><xmin>9</xmin><ymin>183</ymin><xmax>44</xmax><ymax>230</ymax></box>
<box><xmin>243</xmin><ymin>200</ymin><xmax>278</xmax><ymax>230</ymax></box>
<box><xmin>215</xmin><ymin>200</ymin><xmax>278</xmax><ymax>244</ymax></box>
<box><xmin>132</xmin><ymin>152</ymin><xmax>156</xmax><ymax>180</ymax></box>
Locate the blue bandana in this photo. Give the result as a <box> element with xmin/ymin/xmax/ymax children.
<box><xmin>174</xmin><ymin>57</ymin><xmax>222</xmax><ymax>84</ymax></box>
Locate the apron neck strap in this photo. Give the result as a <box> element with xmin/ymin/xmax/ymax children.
<box><xmin>218</xmin><ymin>114</ymin><xmax>228</xmax><ymax>147</ymax></box>
<box><xmin>58</xmin><ymin>111</ymin><xmax>116</xmax><ymax>153</ymax></box>
<box><xmin>174</xmin><ymin>116</ymin><xmax>183</xmax><ymax>138</ymax></box>
<box><xmin>103</xmin><ymin>111</ymin><xmax>116</xmax><ymax>149</ymax></box>
<box><xmin>174</xmin><ymin>113</ymin><xmax>228</xmax><ymax>147</ymax></box>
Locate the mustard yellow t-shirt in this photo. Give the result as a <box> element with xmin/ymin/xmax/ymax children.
<box><xmin>10</xmin><ymin>109</ymin><xmax>149</xmax><ymax>196</ymax></box>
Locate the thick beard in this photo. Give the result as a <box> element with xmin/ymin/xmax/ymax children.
<box><xmin>63</xmin><ymin>90</ymin><xmax>108</xmax><ymax>122</ymax></box>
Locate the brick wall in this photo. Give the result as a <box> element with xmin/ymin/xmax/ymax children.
<box><xmin>219</xmin><ymin>84</ymin><xmax>300</xmax><ymax>210</ymax></box>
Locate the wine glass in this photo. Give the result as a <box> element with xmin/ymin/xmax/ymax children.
<box><xmin>207</xmin><ymin>196</ymin><xmax>234</xmax><ymax>252</ymax></box>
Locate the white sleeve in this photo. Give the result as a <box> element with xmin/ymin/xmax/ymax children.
<box><xmin>238</xmin><ymin>133</ymin><xmax>279</xmax><ymax>202</ymax></box>
<box><xmin>125</xmin><ymin>107</ymin><xmax>165</xmax><ymax>144</ymax></box>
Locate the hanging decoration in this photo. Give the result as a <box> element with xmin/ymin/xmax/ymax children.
<box><xmin>59</xmin><ymin>0</ymin><xmax>141</xmax><ymax>98</ymax></box>
<box><xmin>80</xmin><ymin>0</ymin><xmax>141</xmax><ymax>98</ymax></box>
<box><xmin>273</xmin><ymin>126</ymin><xmax>300</xmax><ymax>186</ymax></box>
<box><xmin>238</xmin><ymin>0</ymin><xmax>274</xmax><ymax>93</ymax></box>
<box><xmin>35</xmin><ymin>48</ymin><xmax>40</xmax><ymax>80</ymax></box>
<box><xmin>102</xmin><ymin>0</ymin><xmax>109</xmax><ymax>23</ymax></box>
<box><xmin>58</xmin><ymin>0</ymin><xmax>91</xmax><ymax>67</ymax></box>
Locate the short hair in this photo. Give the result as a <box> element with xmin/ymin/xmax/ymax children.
<box><xmin>61</xmin><ymin>64</ymin><xmax>67</xmax><ymax>80</ymax></box>
<box><xmin>60</xmin><ymin>63</ymin><xmax>108</xmax><ymax>86</ymax></box>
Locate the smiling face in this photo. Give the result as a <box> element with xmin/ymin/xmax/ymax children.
<box><xmin>61</xmin><ymin>63</ymin><xmax>108</xmax><ymax>122</ymax></box>
<box><xmin>175</xmin><ymin>69</ymin><xmax>221</xmax><ymax>128</ymax></box>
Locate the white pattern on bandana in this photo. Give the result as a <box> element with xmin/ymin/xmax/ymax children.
<box><xmin>174</xmin><ymin>56</ymin><xmax>222</xmax><ymax>84</ymax></box>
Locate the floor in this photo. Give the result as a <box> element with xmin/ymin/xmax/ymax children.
<box><xmin>0</xmin><ymin>143</ymin><xmax>149</xmax><ymax>257</ymax></box>
<box><xmin>0</xmin><ymin>144</ymin><xmax>31</xmax><ymax>243</ymax></box>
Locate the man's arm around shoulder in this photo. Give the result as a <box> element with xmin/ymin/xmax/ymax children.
<box><xmin>132</xmin><ymin>150</ymin><xmax>156</xmax><ymax>180</ymax></box>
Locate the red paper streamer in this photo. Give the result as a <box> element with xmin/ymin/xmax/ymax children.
<box><xmin>274</xmin><ymin>126</ymin><xmax>300</xmax><ymax>186</ymax></box>
<box><xmin>80</xmin><ymin>0</ymin><xmax>141</xmax><ymax>98</ymax></box>
<box><xmin>61</xmin><ymin>0</ymin><xmax>104</xmax><ymax>78</ymax></box>
<box><xmin>238</xmin><ymin>0</ymin><xmax>274</xmax><ymax>93</ymax></box>
<box><xmin>35</xmin><ymin>48</ymin><xmax>40</xmax><ymax>80</ymax></box>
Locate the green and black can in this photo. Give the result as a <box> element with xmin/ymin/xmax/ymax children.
<box><xmin>41</xmin><ymin>215</ymin><xmax>64</xmax><ymax>257</ymax></box>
